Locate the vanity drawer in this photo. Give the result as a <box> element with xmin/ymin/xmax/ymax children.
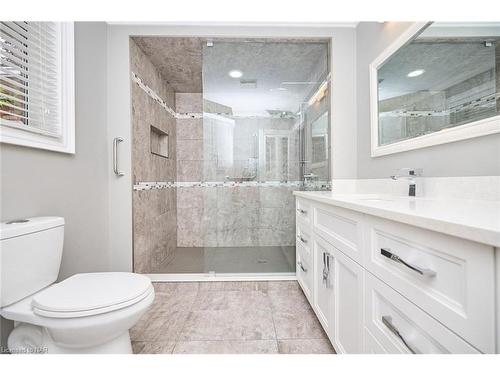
<box><xmin>296</xmin><ymin>198</ymin><xmax>311</xmax><ymax>224</ymax></box>
<box><xmin>365</xmin><ymin>216</ymin><xmax>495</xmax><ymax>353</ymax></box>
<box><xmin>296</xmin><ymin>222</ymin><xmax>311</xmax><ymax>259</ymax></box>
<box><xmin>313</xmin><ymin>202</ymin><xmax>364</xmax><ymax>263</ymax></box>
<box><xmin>296</xmin><ymin>243</ymin><xmax>313</xmax><ymax>303</ymax></box>
<box><xmin>364</xmin><ymin>272</ymin><xmax>479</xmax><ymax>354</ymax></box>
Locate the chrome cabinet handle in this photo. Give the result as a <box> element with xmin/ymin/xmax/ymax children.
<box><xmin>113</xmin><ymin>137</ymin><xmax>124</xmax><ymax>177</ymax></box>
<box><xmin>381</xmin><ymin>315</ymin><xmax>418</xmax><ymax>354</ymax></box>
<box><xmin>380</xmin><ymin>248</ymin><xmax>436</xmax><ymax>277</ymax></box>
<box><xmin>296</xmin><ymin>208</ymin><xmax>307</xmax><ymax>214</ymax></box>
<box><xmin>297</xmin><ymin>234</ymin><xmax>308</xmax><ymax>244</ymax></box>
<box><xmin>322</xmin><ymin>252</ymin><xmax>332</xmax><ymax>287</ymax></box>
<box><xmin>297</xmin><ymin>261</ymin><xmax>307</xmax><ymax>273</ymax></box>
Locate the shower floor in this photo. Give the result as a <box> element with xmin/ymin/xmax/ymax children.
<box><xmin>153</xmin><ymin>246</ymin><xmax>296</xmax><ymax>274</ymax></box>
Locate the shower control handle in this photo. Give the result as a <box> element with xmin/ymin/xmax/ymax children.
<box><xmin>113</xmin><ymin>137</ymin><xmax>125</xmax><ymax>177</ymax></box>
<box><xmin>296</xmin><ymin>208</ymin><xmax>307</xmax><ymax>214</ymax></box>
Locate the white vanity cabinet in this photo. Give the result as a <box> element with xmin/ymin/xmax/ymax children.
<box><xmin>297</xmin><ymin>199</ymin><xmax>364</xmax><ymax>353</ymax></box>
<box><xmin>295</xmin><ymin>195</ymin><xmax>497</xmax><ymax>354</ymax></box>
<box><xmin>312</xmin><ymin>234</ymin><xmax>364</xmax><ymax>353</ymax></box>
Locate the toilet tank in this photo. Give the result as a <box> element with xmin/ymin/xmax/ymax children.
<box><xmin>0</xmin><ymin>217</ymin><xmax>64</xmax><ymax>308</ymax></box>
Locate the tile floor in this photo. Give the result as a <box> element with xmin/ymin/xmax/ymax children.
<box><xmin>155</xmin><ymin>246</ymin><xmax>296</xmax><ymax>274</ymax></box>
<box><xmin>131</xmin><ymin>281</ymin><xmax>335</xmax><ymax>354</ymax></box>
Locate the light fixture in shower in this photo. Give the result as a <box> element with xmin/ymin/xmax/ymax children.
<box><xmin>307</xmin><ymin>80</ymin><xmax>328</xmax><ymax>106</ymax></box>
<box><xmin>407</xmin><ymin>69</ymin><xmax>425</xmax><ymax>78</ymax></box>
<box><xmin>229</xmin><ymin>70</ymin><xmax>243</xmax><ymax>78</ymax></box>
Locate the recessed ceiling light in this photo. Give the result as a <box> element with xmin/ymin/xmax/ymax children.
<box><xmin>407</xmin><ymin>69</ymin><xmax>425</xmax><ymax>78</ymax></box>
<box><xmin>229</xmin><ymin>70</ymin><xmax>243</xmax><ymax>78</ymax></box>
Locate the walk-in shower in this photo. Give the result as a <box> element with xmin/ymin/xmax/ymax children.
<box><xmin>130</xmin><ymin>37</ymin><xmax>330</xmax><ymax>279</ymax></box>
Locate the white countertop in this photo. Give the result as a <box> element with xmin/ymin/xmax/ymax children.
<box><xmin>293</xmin><ymin>191</ymin><xmax>500</xmax><ymax>248</ymax></box>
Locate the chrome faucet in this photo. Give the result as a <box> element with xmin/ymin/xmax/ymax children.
<box><xmin>390</xmin><ymin>168</ymin><xmax>423</xmax><ymax>197</ymax></box>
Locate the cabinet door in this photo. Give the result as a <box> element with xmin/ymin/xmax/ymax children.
<box><xmin>296</xmin><ymin>242</ymin><xmax>313</xmax><ymax>303</ymax></box>
<box><xmin>313</xmin><ymin>235</ymin><xmax>335</xmax><ymax>341</ymax></box>
<box><xmin>364</xmin><ymin>328</ymin><xmax>387</xmax><ymax>354</ymax></box>
<box><xmin>332</xmin><ymin>247</ymin><xmax>364</xmax><ymax>354</ymax></box>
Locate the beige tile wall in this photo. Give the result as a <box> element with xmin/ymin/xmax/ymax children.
<box><xmin>175</xmin><ymin>93</ymin><xmax>296</xmax><ymax>247</ymax></box>
<box><xmin>131</xmin><ymin>39</ymin><xmax>177</xmax><ymax>273</ymax></box>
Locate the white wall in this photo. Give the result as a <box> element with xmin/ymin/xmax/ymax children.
<box><xmin>356</xmin><ymin>22</ymin><xmax>500</xmax><ymax>178</ymax></box>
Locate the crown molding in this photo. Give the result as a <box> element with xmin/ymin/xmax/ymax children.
<box><xmin>106</xmin><ymin>21</ymin><xmax>359</xmax><ymax>28</ymax></box>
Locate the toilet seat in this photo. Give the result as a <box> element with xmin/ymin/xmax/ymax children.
<box><xmin>31</xmin><ymin>272</ymin><xmax>153</xmax><ymax>318</ymax></box>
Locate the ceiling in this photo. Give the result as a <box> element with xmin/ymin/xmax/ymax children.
<box><xmin>133</xmin><ymin>37</ymin><xmax>329</xmax><ymax>114</ymax></box>
<box><xmin>132</xmin><ymin>37</ymin><xmax>204</xmax><ymax>93</ymax></box>
<box><xmin>203</xmin><ymin>40</ymin><xmax>329</xmax><ymax>115</ymax></box>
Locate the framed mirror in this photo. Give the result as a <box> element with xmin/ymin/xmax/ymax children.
<box><xmin>370</xmin><ymin>22</ymin><xmax>500</xmax><ymax>157</ymax></box>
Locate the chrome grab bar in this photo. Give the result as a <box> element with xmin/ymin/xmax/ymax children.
<box><xmin>382</xmin><ymin>315</ymin><xmax>418</xmax><ymax>354</ymax></box>
<box><xmin>380</xmin><ymin>248</ymin><xmax>436</xmax><ymax>277</ymax></box>
<box><xmin>297</xmin><ymin>261</ymin><xmax>307</xmax><ymax>273</ymax></box>
<box><xmin>113</xmin><ymin>137</ymin><xmax>124</xmax><ymax>177</ymax></box>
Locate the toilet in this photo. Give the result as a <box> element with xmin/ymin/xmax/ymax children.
<box><xmin>0</xmin><ymin>217</ymin><xmax>155</xmax><ymax>354</ymax></box>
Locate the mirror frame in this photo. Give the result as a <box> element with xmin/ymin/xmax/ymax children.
<box><xmin>370</xmin><ymin>22</ymin><xmax>500</xmax><ymax>157</ymax></box>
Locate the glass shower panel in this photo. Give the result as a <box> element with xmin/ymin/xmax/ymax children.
<box><xmin>193</xmin><ymin>39</ymin><xmax>330</xmax><ymax>275</ymax></box>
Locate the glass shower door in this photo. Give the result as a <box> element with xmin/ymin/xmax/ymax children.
<box><xmin>187</xmin><ymin>39</ymin><xmax>330</xmax><ymax>275</ymax></box>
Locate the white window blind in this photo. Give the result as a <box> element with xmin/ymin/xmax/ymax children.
<box><xmin>0</xmin><ymin>22</ymin><xmax>62</xmax><ymax>138</ymax></box>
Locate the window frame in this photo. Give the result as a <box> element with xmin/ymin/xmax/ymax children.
<box><xmin>0</xmin><ymin>22</ymin><xmax>75</xmax><ymax>154</ymax></box>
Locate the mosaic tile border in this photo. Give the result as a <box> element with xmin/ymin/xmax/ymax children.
<box><xmin>133</xmin><ymin>180</ymin><xmax>331</xmax><ymax>191</ymax></box>
<box><xmin>131</xmin><ymin>72</ymin><xmax>203</xmax><ymax>119</ymax></box>
<box><xmin>381</xmin><ymin>92</ymin><xmax>499</xmax><ymax>118</ymax></box>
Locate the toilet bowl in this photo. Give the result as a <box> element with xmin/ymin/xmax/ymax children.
<box><xmin>0</xmin><ymin>217</ymin><xmax>155</xmax><ymax>354</ymax></box>
<box><xmin>2</xmin><ymin>272</ymin><xmax>155</xmax><ymax>354</ymax></box>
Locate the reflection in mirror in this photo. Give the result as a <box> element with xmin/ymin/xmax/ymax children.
<box><xmin>377</xmin><ymin>22</ymin><xmax>500</xmax><ymax>146</ymax></box>
<box><xmin>311</xmin><ymin>111</ymin><xmax>329</xmax><ymax>165</ymax></box>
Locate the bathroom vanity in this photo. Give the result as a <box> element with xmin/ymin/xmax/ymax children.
<box><xmin>294</xmin><ymin>191</ymin><xmax>500</xmax><ymax>354</ymax></box>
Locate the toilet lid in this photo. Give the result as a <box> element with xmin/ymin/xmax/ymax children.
<box><xmin>31</xmin><ymin>272</ymin><xmax>153</xmax><ymax>318</ymax></box>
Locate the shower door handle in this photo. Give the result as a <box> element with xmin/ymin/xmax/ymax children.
<box><xmin>113</xmin><ymin>137</ymin><xmax>125</xmax><ymax>177</ymax></box>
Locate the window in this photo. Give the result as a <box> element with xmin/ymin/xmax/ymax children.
<box><xmin>0</xmin><ymin>22</ymin><xmax>74</xmax><ymax>153</ymax></box>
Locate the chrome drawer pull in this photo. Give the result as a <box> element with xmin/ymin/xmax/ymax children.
<box><xmin>297</xmin><ymin>261</ymin><xmax>307</xmax><ymax>272</ymax></box>
<box><xmin>380</xmin><ymin>248</ymin><xmax>436</xmax><ymax>277</ymax></box>
<box><xmin>296</xmin><ymin>208</ymin><xmax>307</xmax><ymax>214</ymax></box>
<box><xmin>382</xmin><ymin>315</ymin><xmax>418</xmax><ymax>354</ymax></box>
<box><xmin>297</xmin><ymin>235</ymin><xmax>308</xmax><ymax>244</ymax></box>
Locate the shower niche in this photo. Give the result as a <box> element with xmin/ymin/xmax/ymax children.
<box><xmin>150</xmin><ymin>125</ymin><xmax>169</xmax><ymax>158</ymax></box>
